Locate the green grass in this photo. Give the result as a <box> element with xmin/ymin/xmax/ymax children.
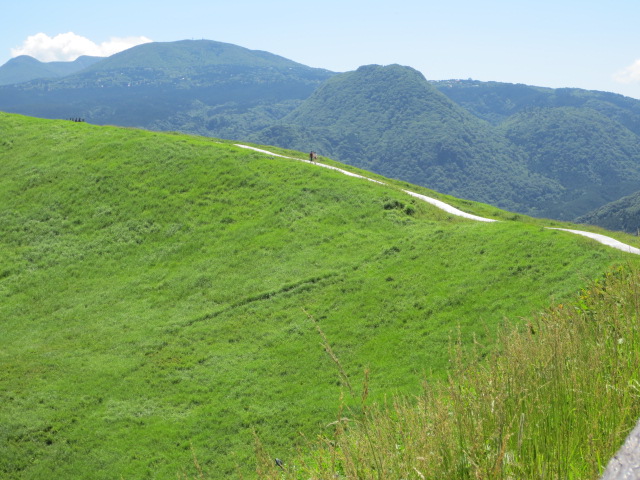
<box><xmin>0</xmin><ymin>112</ymin><xmax>638</xmax><ymax>478</ymax></box>
<box><xmin>259</xmin><ymin>264</ymin><xmax>640</xmax><ymax>479</ymax></box>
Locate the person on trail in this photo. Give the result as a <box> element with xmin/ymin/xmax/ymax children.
<box><xmin>309</xmin><ymin>151</ymin><xmax>315</xmax><ymax>162</ymax></box>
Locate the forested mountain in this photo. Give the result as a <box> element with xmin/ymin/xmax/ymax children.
<box><xmin>499</xmin><ymin>107</ymin><xmax>640</xmax><ymax>219</ymax></box>
<box><xmin>0</xmin><ymin>55</ymin><xmax>103</xmax><ymax>86</ymax></box>
<box><xmin>0</xmin><ymin>40</ymin><xmax>334</xmax><ymax>137</ymax></box>
<box><xmin>251</xmin><ymin>64</ymin><xmax>560</xmax><ymax>214</ymax></box>
<box><xmin>253</xmin><ymin>65</ymin><xmax>640</xmax><ymax>220</ymax></box>
<box><xmin>432</xmin><ymin>79</ymin><xmax>640</xmax><ymax>133</ymax></box>
<box><xmin>430</xmin><ymin>80</ymin><xmax>640</xmax><ymax>219</ymax></box>
<box><xmin>577</xmin><ymin>190</ymin><xmax>640</xmax><ymax>234</ymax></box>
<box><xmin>2</xmin><ymin>40</ymin><xmax>640</xmax><ymax>221</ymax></box>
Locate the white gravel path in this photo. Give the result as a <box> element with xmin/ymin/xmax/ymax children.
<box><xmin>548</xmin><ymin>228</ymin><xmax>640</xmax><ymax>255</ymax></box>
<box><xmin>235</xmin><ymin>144</ymin><xmax>640</xmax><ymax>255</ymax></box>
<box><xmin>402</xmin><ymin>190</ymin><xmax>497</xmax><ymax>223</ymax></box>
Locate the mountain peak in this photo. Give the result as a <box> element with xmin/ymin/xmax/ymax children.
<box><xmin>0</xmin><ymin>54</ymin><xmax>103</xmax><ymax>86</ymax></box>
<box><xmin>82</xmin><ymin>39</ymin><xmax>330</xmax><ymax>74</ymax></box>
<box><xmin>5</xmin><ymin>55</ymin><xmax>41</xmax><ymax>65</ymax></box>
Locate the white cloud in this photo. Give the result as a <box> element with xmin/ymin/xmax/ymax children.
<box><xmin>613</xmin><ymin>59</ymin><xmax>640</xmax><ymax>84</ymax></box>
<box><xmin>11</xmin><ymin>32</ymin><xmax>152</xmax><ymax>62</ymax></box>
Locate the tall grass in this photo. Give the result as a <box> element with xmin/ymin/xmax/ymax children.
<box><xmin>257</xmin><ymin>264</ymin><xmax>640</xmax><ymax>479</ymax></box>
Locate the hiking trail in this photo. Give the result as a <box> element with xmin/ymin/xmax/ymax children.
<box><xmin>235</xmin><ymin>144</ymin><xmax>640</xmax><ymax>255</ymax></box>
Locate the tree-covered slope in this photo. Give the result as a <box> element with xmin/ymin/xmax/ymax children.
<box><xmin>433</xmin><ymin>79</ymin><xmax>640</xmax><ymax>135</ymax></box>
<box><xmin>500</xmin><ymin>106</ymin><xmax>640</xmax><ymax>219</ymax></box>
<box><xmin>430</xmin><ymin>79</ymin><xmax>640</xmax><ymax>219</ymax></box>
<box><xmin>1</xmin><ymin>113</ymin><xmax>636</xmax><ymax>478</ymax></box>
<box><xmin>252</xmin><ymin>64</ymin><xmax>561</xmax><ymax>213</ymax></box>
<box><xmin>577</xmin><ymin>190</ymin><xmax>640</xmax><ymax>234</ymax></box>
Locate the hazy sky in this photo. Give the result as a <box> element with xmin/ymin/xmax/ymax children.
<box><xmin>3</xmin><ymin>0</ymin><xmax>640</xmax><ymax>99</ymax></box>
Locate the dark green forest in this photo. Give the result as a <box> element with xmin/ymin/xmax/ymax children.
<box><xmin>577</xmin><ymin>190</ymin><xmax>640</xmax><ymax>234</ymax></box>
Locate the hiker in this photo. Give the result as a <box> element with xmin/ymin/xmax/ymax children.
<box><xmin>309</xmin><ymin>151</ymin><xmax>314</xmax><ymax>162</ymax></box>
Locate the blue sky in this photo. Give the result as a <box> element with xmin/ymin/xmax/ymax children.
<box><xmin>3</xmin><ymin>0</ymin><xmax>640</xmax><ymax>99</ymax></box>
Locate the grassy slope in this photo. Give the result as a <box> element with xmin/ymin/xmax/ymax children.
<box><xmin>260</xmin><ymin>265</ymin><xmax>640</xmax><ymax>479</ymax></box>
<box><xmin>0</xmin><ymin>113</ymin><xmax>638</xmax><ymax>479</ymax></box>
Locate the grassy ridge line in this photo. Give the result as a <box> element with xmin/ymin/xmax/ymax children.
<box><xmin>231</xmin><ymin>140</ymin><xmax>640</xmax><ymax>249</ymax></box>
<box><xmin>236</xmin><ymin>143</ymin><xmax>640</xmax><ymax>254</ymax></box>
<box><xmin>0</xmin><ymin>113</ymin><xmax>637</xmax><ymax>479</ymax></box>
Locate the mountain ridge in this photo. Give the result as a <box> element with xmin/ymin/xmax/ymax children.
<box><xmin>0</xmin><ymin>40</ymin><xmax>335</xmax><ymax>138</ymax></box>
<box><xmin>0</xmin><ymin>54</ymin><xmax>103</xmax><ymax>85</ymax></box>
<box><xmin>81</xmin><ymin>39</ymin><xmax>325</xmax><ymax>73</ymax></box>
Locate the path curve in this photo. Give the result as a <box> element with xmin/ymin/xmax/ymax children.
<box><xmin>548</xmin><ymin>228</ymin><xmax>640</xmax><ymax>255</ymax></box>
<box><xmin>235</xmin><ymin>144</ymin><xmax>640</xmax><ymax>255</ymax></box>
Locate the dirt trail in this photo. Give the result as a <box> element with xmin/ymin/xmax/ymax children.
<box><xmin>235</xmin><ymin>144</ymin><xmax>640</xmax><ymax>255</ymax></box>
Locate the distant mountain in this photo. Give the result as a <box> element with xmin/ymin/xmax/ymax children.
<box><xmin>251</xmin><ymin>64</ymin><xmax>560</xmax><ymax>214</ymax></box>
<box><xmin>431</xmin><ymin>80</ymin><xmax>640</xmax><ymax>219</ymax></box>
<box><xmin>500</xmin><ymin>107</ymin><xmax>640</xmax><ymax>219</ymax></box>
<box><xmin>432</xmin><ymin>79</ymin><xmax>640</xmax><ymax>134</ymax></box>
<box><xmin>81</xmin><ymin>39</ymin><xmax>310</xmax><ymax>72</ymax></box>
<box><xmin>0</xmin><ymin>40</ymin><xmax>335</xmax><ymax>137</ymax></box>
<box><xmin>0</xmin><ymin>55</ymin><xmax>103</xmax><ymax>85</ymax></box>
<box><xmin>576</xmin><ymin>191</ymin><xmax>640</xmax><ymax>234</ymax></box>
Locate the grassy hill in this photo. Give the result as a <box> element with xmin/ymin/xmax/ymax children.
<box><xmin>1</xmin><ymin>113</ymin><xmax>638</xmax><ymax>479</ymax></box>
<box><xmin>257</xmin><ymin>264</ymin><xmax>640</xmax><ymax>479</ymax></box>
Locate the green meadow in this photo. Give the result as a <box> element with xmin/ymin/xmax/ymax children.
<box><xmin>258</xmin><ymin>265</ymin><xmax>640</xmax><ymax>479</ymax></box>
<box><xmin>0</xmin><ymin>113</ymin><xmax>638</xmax><ymax>478</ymax></box>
